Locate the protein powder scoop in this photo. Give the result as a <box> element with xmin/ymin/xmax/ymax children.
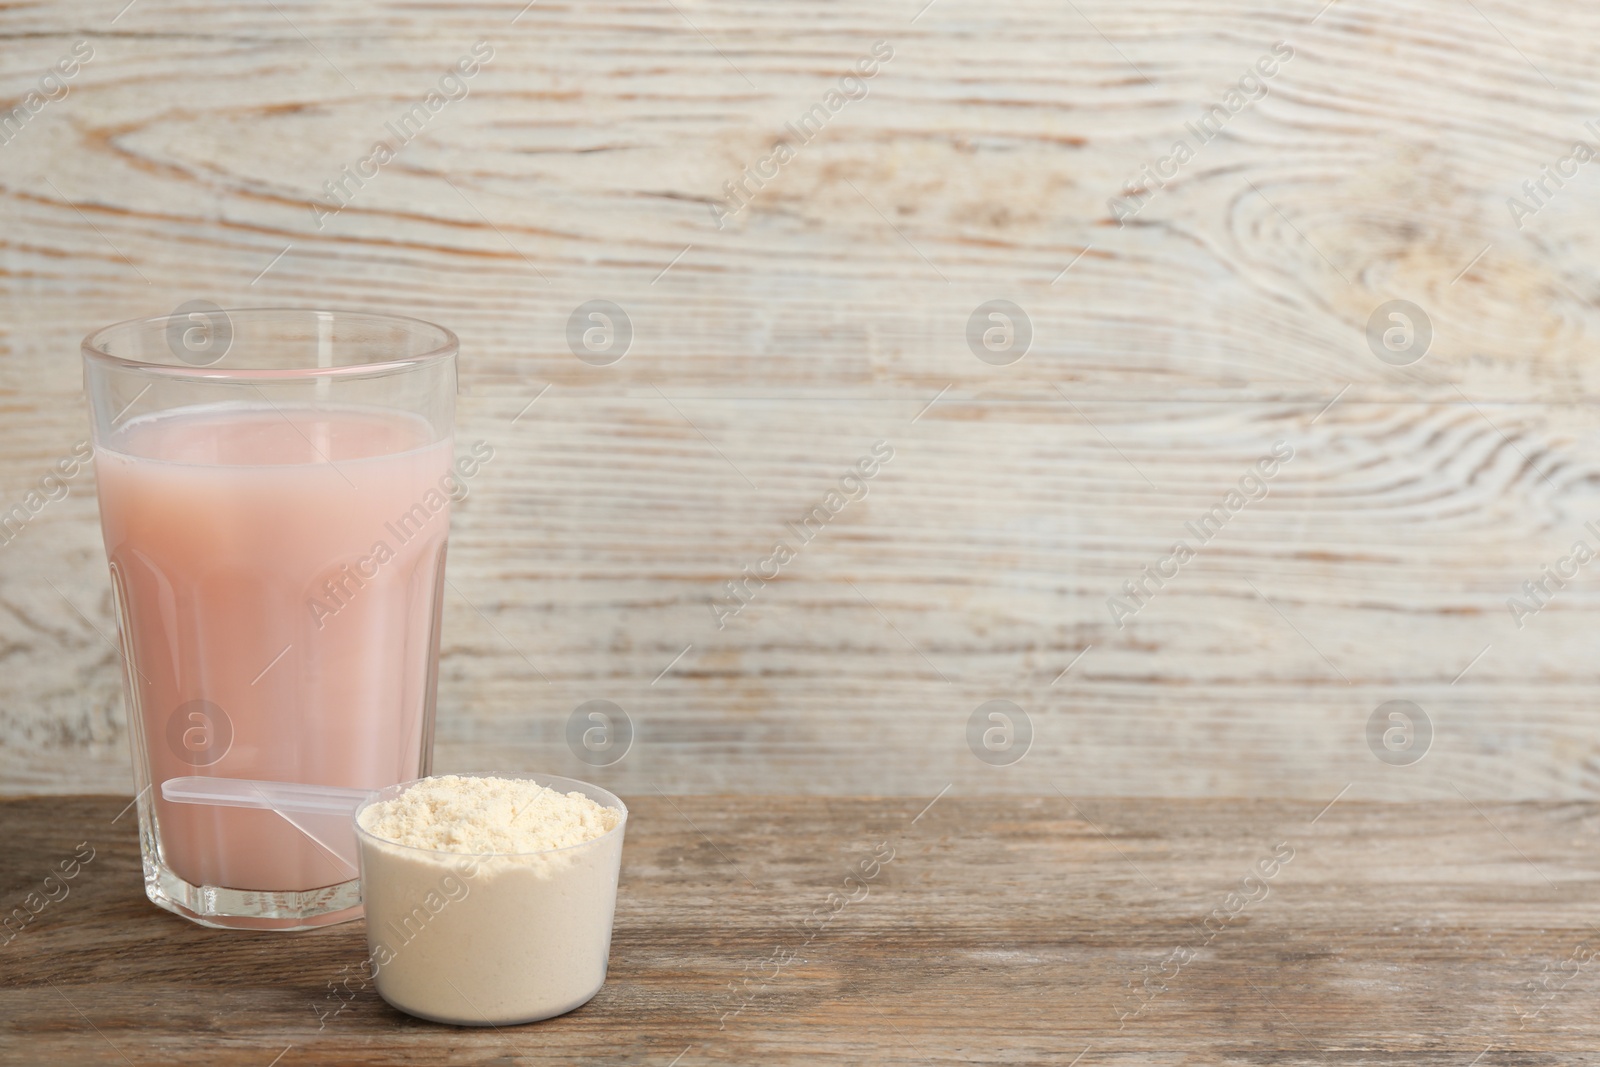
<box><xmin>162</xmin><ymin>772</ymin><xmax>628</xmax><ymax>1024</ymax></box>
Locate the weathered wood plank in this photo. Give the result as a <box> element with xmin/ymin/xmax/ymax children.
<box><xmin>6</xmin><ymin>795</ymin><xmax>1600</xmax><ymax>1064</ymax></box>
<box><xmin>5</xmin><ymin>0</ymin><xmax>1600</xmax><ymax>795</ymax></box>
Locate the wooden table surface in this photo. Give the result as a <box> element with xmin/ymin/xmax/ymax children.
<box><xmin>7</xmin><ymin>793</ymin><xmax>1600</xmax><ymax>1065</ymax></box>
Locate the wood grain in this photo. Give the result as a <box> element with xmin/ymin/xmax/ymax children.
<box><xmin>8</xmin><ymin>794</ymin><xmax>1600</xmax><ymax>1065</ymax></box>
<box><xmin>5</xmin><ymin>0</ymin><xmax>1600</xmax><ymax>796</ymax></box>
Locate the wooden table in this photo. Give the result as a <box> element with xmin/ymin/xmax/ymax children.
<box><xmin>6</xmin><ymin>794</ymin><xmax>1600</xmax><ymax>1065</ymax></box>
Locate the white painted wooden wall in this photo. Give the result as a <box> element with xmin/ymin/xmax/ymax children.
<box><xmin>3</xmin><ymin>0</ymin><xmax>1598</xmax><ymax>799</ymax></box>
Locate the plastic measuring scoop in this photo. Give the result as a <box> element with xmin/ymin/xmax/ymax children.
<box><xmin>161</xmin><ymin>776</ymin><xmax>377</xmax><ymax>874</ymax></box>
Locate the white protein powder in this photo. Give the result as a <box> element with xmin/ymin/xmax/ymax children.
<box><xmin>355</xmin><ymin>775</ymin><xmax>626</xmax><ymax>1026</ymax></box>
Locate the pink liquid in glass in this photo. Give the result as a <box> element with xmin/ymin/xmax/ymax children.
<box><xmin>94</xmin><ymin>405</ymin><xmax>452</xmax><ymax>893</ymax></box>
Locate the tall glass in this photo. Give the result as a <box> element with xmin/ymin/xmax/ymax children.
<box><xmin>82</xmin><ymin>308</ymin><xmax>458</xmax><ymax>930</ymax></box>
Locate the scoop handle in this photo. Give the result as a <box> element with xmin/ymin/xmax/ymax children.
<box><xmin>161</xmin><ymin>776</ymin><xmax>375</xmax><ymax>816</ymax></box>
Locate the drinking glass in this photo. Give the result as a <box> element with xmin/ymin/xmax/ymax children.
<box><xmin>82</xmin><ymin>307</ymin><xmax>457</xmax><ymax>930</ymax></box>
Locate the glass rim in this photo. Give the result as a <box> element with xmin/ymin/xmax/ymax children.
<box><xmin>81</xmin><ymin>307</ymin><xmax>458</xmax><ymax>382</ymax></box>
<box><xmin>353</xmin><ymin>772</ymin><xmax>629</xmax><ymax>860</ymax></box>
